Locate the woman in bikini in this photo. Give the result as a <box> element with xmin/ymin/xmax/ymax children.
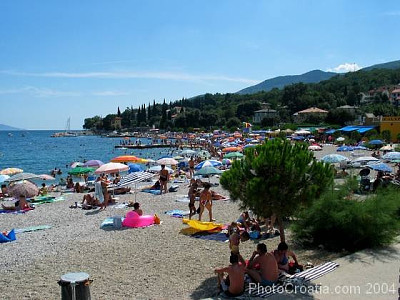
<box><xmin>198</xmin><ymin>183</ymin><xmax>213</xmax><ymax>222</ymax></box>
<box><xmin>159</xmin><ymin>165</ymin><xmax>169</xmax><ymax>194</ymax></box>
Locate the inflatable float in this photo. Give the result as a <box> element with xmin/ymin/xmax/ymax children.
<box><xmin>122</xmin><ymin>211</ymin><xmax>155</xmax><ymax>228</ymax></box>
<box><xmin>182</xmin><ymin>219</ymin><xmax>223</xmax><ymax>232</ymax></box>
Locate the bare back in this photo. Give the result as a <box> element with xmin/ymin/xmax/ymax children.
<box><xmin>226</xmin><ymin>264</ymin><xmax>245</xmax><ymax>294</ymax></box>
<box><xmin>256</xmin><ymin>253</ymin><xmax>278</xmax><ymax>282</ymax></box>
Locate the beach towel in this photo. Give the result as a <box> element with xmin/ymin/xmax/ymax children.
<box><xmin>244</xmin><ymin>262</ymin><xmax>340</xmax><ymax>298</ymax></box>
<box><xmin>14</xmin><ymin>225</ymin><xmax>52</xmax><ymax>234</ymax></box>
<box><xmin>30</xmin><ymin>196</ymin><xmax>64</xmax><ymax>205</ymax></box>
<box><xmin>182</xmin><ymin>219</ymin><xmax>223</xmax><ymax>232</ymax></box>
<box><xmin>0</xmin><ymin>229</ymin><xmax>16</xmax><ymax>243</ymax></box>
<box><xmin>176</xmin><ymin>196</ymin><xmax>199</xmax><ymax>203</ymax></box>
<box><xmin>192</xmin><ymin>232</ymin><xmax>229</xmax><ymax>242</ymax></box>
<box><xmin>0</xmin><ymin>208</ymin><xmax>32</xmax><ymax>214</ymax></box>
<box><xmin>165</xmin><ymin>209</ymin><xmax>190</xmax><ymax>218</ymax></box>
<box><xmin>141</xmin><ymin>189</ymin><xmax>161</xmax><ymax>195</ymax></box>
<box><xmin>100</xmin><ymin>217</ymin><xmax>126</xmax><ymax>229</ymax></box>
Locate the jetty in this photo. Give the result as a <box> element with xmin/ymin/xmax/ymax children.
<box><xmin>115</xmin><ymin>144</ymin><xmax>205</xmax><ymax>150</ymax></box>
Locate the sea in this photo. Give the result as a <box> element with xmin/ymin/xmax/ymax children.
<box><xmin>0</xmin><ymin>130</ymin><xmax>177</xmax><ymax>180</ymax></box>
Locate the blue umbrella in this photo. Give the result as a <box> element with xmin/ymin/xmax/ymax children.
<box><xmin>128</xmin><ymin>163</ymin><xmax>145</xmax><ymax>173</ymax></box>
<box><xmin>337</xmin><ymin>146</ymin><xmax>354</xmax><ymax>152</ymax></box>
<box><xmin>353</xmin><ymin>146</ymin><xmax>368</xmax><ymax>150</ymax></box>
<box><xmin>367</xmin><ymin>163</ymin><xmax>392</xmax><ymax>173</ymax></box>
<box><xmin>368</xmin><ymin>140</ymin><xmax>384</xmax><ymax>145</ymax></box>
<box><xmin>194</xmin><ymin>166</ymin><xmax>222</xmax><ymax>176</ymax></box>
<box><xmin>382</xmin><ymin>152</ymin><xmax>400</xmax><ymax>161</ymax></box>
<box><xmin>321</xmin><ymin>154</ymin><xmax>349</xmax><ymax>164</ymax></box>
<box><xmin>194</xmin><ymin>160</ymin><xmax>222</xmax><ymax>170</ymax></box>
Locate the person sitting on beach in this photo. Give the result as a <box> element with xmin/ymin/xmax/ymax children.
<box><xmin>0</xmin><ymin>184</ymin><xmax>9</xmax><ymax>197</ymax></box>
<box><xmin>150</xmin><ymin>180</ymin><xmax>161</xmax><ymax>190</ymax></box>
<box><xmin>236</xmin><ymin>211</ymin><xmax>251</xmax><ymax>230</ymax></box>
<box><xmin>74</xmin><ymin>182</ymin><xmax>83</xmax><ymax>193</ymax></box>
<box><xmin>210</xmin><ymin>190</ymin><xmax>228</xmax><ymax>200</ymax></box>
<box><xmin>159</xmin><ymin>165</ymin><xmax>169</xmax><ymax>194</ymax></box>
<box><xmin>198</xmin><ymin>182</ymin><xmax>213</xmax><ymax>222</ymax></box>
<box><xmin>229</xmin><ymin>228</ymin><xmax>250</xmax><ymax>265</ymax></box>
<box><xmin>214</xmin><ymin>254</ymin><xmax>245</xmax><ymax>297</ymax></box>
<box><xmin>81</xmin><ymin>193</ymin><xmax>100</xmax><ymax>208</ymax></box>
<box><xmin>273</xmin><ymin>242</ymin><xmax>302</xmax><ymax>275</ymax></box>
<box><xmin>66</xmin><ymin>177</ymin><xmax>74</xmax><ymax>189</ymax></box>
<box><xmin>246</xmin><ymin>243</ymin><xmax>279</xmax><ymax>287</ymax></box>
<box><xmin>1</xmin><ymin>195</ymin><xmax>32</xmax><ymax>211</ymax></box>
<box><xmin>188</xmin><ymin>180</ymin><xmax>198</xmax><ymax>219</ymax></box>
<box><xmin>133</xmin><ymin>202</ymin><xmax>143</xmax><ymax>216</ymax></box>
<box><xmin>39</xmin><ymin>183</ymin><xmax>48</xmax><ymax>196</ymax></box>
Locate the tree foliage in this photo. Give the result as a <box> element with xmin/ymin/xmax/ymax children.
<box><xmin>220</xmin><ymin>139</ymin><xmax>334</xmax><ymax>241</ymax></box>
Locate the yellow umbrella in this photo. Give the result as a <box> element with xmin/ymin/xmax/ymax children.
<box><xmin>0</xmin><ymin>168</ymin><xmax>23</xmax><ymax>175</ymax></box>
<box><xmin>110</xmin><ymin>155</ymin><xmax>146</xmax><ymax>163</ymax></box>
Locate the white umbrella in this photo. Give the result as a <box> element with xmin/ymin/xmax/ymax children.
<box><xmin>148</xmin><ymin>165</ymin><xmax>173</xmax><ymax>174</ymax></box>
<box><xmin>95</xmin><ymin>162</ymin><xmax>129</xmax><ymax>174</ymax></box>
<box><xmin>336</xmin><ymin>137</ymin><xmax>345</xmax><ymax>142</ymax></box>
<box><xmin>156</xmin><ymin>158</ymin><xmax>178</xmax><ymax>165</ymax></box>
<box><xmin>5</xmin><ymin>172</ymin><xmax>41</xmax><ymax>183</ymax></box>
<box><xmin>308</xmin><ymin>145</ymin><xmax>322</xmax><ymax>151</ymax></box>
<box><xmin>380</xmin><ymin>145</ymin><xmax>393</xmax><ymax>151</ymax></box>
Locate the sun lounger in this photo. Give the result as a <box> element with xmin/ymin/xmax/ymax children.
<box><xmin>244</xmin><ymin>261</ymin><xmax>340</xmax><ymax>298</ymax></box>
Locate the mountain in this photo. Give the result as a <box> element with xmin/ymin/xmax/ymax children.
<box><xmin>0</xmin><ymin>124</ymin><xmax>22</xmax><ymax>131</ymax></box>
<box><xmin>237</xmin><ymin>70</ymin><xmax>337</xmax><ymax>95</ymax></box>
<box><xmin>362</xmin><ymin>60</ymin><xmax>400</xmax><ymax>71</ymax></box>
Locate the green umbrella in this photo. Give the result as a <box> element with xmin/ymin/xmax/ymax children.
<box><xmin>224</xmin><ymin>151</ymin><xmax>244</xmax><ymax>159</ymax></box>
<box><xmin>194</xmin><ymin>166</ymin><xmax>222</xmax><ymax>176</ymax></box>
<box><xmin>67</xmin><ymin>167</ymin><xmax>95</xmax><ymax>175</ymax></box>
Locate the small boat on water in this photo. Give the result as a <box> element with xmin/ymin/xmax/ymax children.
<box><xmin>51</xmin><ymin>117</ymin><xmax>77</xmax><ymax>137</ymax></box>
<box><xmin>8</xmin><ymin>133</ymin><xmax>13</xmax><ymax>137</ymax></box>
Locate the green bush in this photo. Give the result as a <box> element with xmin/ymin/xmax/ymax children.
<box><xmin>291</xmin><ymin>182</ymin><xmax>400</xmax><ymax>252</ymax></box>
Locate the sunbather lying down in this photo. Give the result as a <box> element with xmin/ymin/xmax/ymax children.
<box><xmin>211</xmin><ymin>191</ymin><xmax>228</xmax><ymax>200</ymax></box>
<box><xmin>81</xmin><ymin>194</ymin><xmax>101</xmax><ymax>208</ymax></box>
<box><xmin>112</xmin><ymin>187</ymin><xmax>131</xmax><ymax>195</ymax></box>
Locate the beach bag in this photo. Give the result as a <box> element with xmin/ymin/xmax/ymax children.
<box><xmin>154</xmin><ymin>214</ymin><xmax>160</xmax><ymax>225</ymax></box>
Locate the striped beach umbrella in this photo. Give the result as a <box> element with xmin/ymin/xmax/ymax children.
<box><xmin>0</xmin><ymin>168</ymin><xmax>23</xmax><ymax>176</ymax></box>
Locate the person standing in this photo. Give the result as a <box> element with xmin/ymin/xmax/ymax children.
<box><xmin>198</xmin><ymin>182</ymin><xmax>213</xmax><ymax>221</ymax></box>
<box><xmin>159</xmin><ymin>165</ymin><xmax>169</xmax><ymax>194</ymax></box>
<box><xmin>188</xmin><ymin>157</ymin><xmax>195</xmax><ymax>178</ymax></box>
<box><xmin>188</xmin><ymin>180</ymin><xmax>198</xmax><ymax>219</ymax></box>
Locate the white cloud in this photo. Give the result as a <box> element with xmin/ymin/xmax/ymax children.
<box><xmin>0</xmin><ymin>86</ymin><xmax>81</xmax><ymax>97</ymax></box>
<box><xmin>91</xmin><ymin>91</ymin><xmax>130</xmax><ymax>96</ymax></box>
<box><xmin>327</xmin><ymin>63</ymin><xmax>362</xmax><ymax>73</ymax></box>
<box><xmin>1</xmin><ymin>70</ymin><xmax>259</xmax><ymax>85</ymax></box>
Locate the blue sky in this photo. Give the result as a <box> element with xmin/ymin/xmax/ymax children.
<box><xmin>0</xmin><ymin>0</ymin><xmax>399</xmax><ymax>130</ymax></box>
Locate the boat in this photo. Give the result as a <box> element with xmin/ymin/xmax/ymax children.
<box><xmin>51</xmin><ymin>118</ymin><xmax>78</xmax><ymax>137</ymax></box>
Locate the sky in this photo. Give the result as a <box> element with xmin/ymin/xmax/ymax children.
<box><xmin>0</xmin><ymin>0</ymin><xmax>399</xmax><ymax>130</ymax></box>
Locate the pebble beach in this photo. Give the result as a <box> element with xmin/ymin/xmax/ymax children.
<box><xmin>0</xmin><ymin>144</ymin><xmax>397</xmax><ymax>299</ymax></box>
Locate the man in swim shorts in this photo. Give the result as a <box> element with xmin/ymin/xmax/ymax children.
<box><xmin>214</xmin><ymin>254</ymin><xmax>245</xmax><ymax>297</ymax></box>
<box><xmin>246</xmin><ymin>243</ymin><xmax>278</xmax><ymax>286</ymax></box>
<box><xmin>188</xmin><ymin>180</ymin><xmax>198</xmax><ymax>219</ymax></box>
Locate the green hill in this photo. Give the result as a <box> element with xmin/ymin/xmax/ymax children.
<box><xmin>363</xmin><ymin>60</ymin><xmax>400</xmax><ymax>71</ymax></box>
<box><xmin>237</xmin><ymin>70</ymin><xmax>337</xmax><ymax>95</ymax></box>
<box><xmin>0</xmin><ymin>124</ymin><xmax>22</xmax><ymax>131</ymax></box>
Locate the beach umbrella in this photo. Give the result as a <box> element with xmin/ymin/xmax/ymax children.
<box><xmin>194</xmin><ymin>166</ymin><xmax>222</xmax><ymax>176</ymax></box>
<box><xmin>292</xmin><ymin>136</ymin><xmax>305</xmax><ymax>141</ymax></box>
<box><xmin>156</xmin><ymin>158</ymin><xmax>178</xmax><ymax>165</ymax></box>
<box><xmin>68</xmin><ymin>167</ymin><xmax>95</xmax><ymax>175</ymax></box>
<box><xmin>353</xmin><ymin>145</ymin><xmax>368</xmax><ymax>150</ymax></box>
<box><xmin>194</xmin><ymin>160</ymin><xmax>222</xmax><ymax>170</ymax></box>
<box><xmin>368</xmin><ymin>139</ymin><xmax>384</xmax><ymax>145</ymax></box>
<box><xmin>180</xmin><ymin>149</ymin><xmax>197</xmax><ymax>156</ymax></box>
<box><xmin>197</xmin><ymin>150</ymin><xmax>211</xmax><ymax>159</ymax></box>
<box><xmin>5</xmin><ymin>172</ymin><xmax>41</xmax><ymax>183</ymax></box>
<box><xmin>173</xmin><ymin>156</ymin><xmax>184</xmax><ymax>160</ymax></box>
<box><xmin>110</xmin><ymin>155</ymin><xmax>144</xmax><ymax>163</ymax></box>
<box><xmin>0</xmin><ymin>168</ymin><xmax>23</xmax><ymax>175</ymax></box>
<box><xmin>127</xmin><ymin>163</ymin><xmax>145</xmax><ymax>173</ymax></box>
<box><xmin>8</xmin><ymin>181</ymin><xmax>39</xmax><ymax>198</ymax></box>
<box><xmin>337</xmin><ymin>146</ymin><xmax>354</xmax><ymax>152</ymax></box>
<box><xmin>148</xmin><ymin>165</ymin><xmax>173</xmax><ymax>174</ymax></box>
<box><xmin>321</xmin><ymin>154</ymin><xmax>349</xmax><ymax>164</ymax></box>
<box><xmin>336</xmin><ymin>137</ymin><xmax>345</xmax><ymax>142</ymax></box>
<box><xmin>83</xmin><ymin>160</ymin><xmax>104</xmax><ymax>168</ymax></box>
<box><xmin>222</xmin><ymin>147</ymin><xmax>241</xmax><ymax>153</ymax></box>
<box><xmin>70</xmin><ymin>162</ymin><xmax>84</xmax><ymax>168</ymax></box>
<box><xmin>308</xmin><ymin>145</ymin><xmax>322</xmax><ymax>151</ymax></box>
<box><xmin>0</xmin><ymin>174</ymin><xmax>10</xmax><ymax>183</ymax></box>
<box><xmin>382</xmin><ymin>152</ymin><xmax>400</xmax><ymax>161</ymax></box>
<box><xmin>39</xmin><ymin>174</ymin><xmax>55</xmax><ymax>180</ymax></box>
<box><xmin>224</xmin><ymin>152</ymin><xmax>244</xmax><ymax>159</ymax></box>
<box><xmin>243</xmin><ymin>144</ymin><xmax>256</xmax><ymax>149</ymax></box>
<box><xmin>95</xmin><ymin>162</ymin><xmax>129</xmax><ymax>174</ymax></box>
<box><xmin>367</xmin><ymin>163</ymin><xmax>392</xmax><ymax>173</ymax></box>
<box><xmin>222</xmin><ymin>159</ymin><xmax>232</xmax><ymax>165</ymax></box>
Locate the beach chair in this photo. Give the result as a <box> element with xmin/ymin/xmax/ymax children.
<box><xmin>244</xmin><ymin>261</ymin><xmax>339</xmax><ymax>298</ymax></box>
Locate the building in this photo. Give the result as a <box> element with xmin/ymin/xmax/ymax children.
<box><xmin>337</xmin><ymin>105</ymin><xmax>358</xmax><ymax>115</ymax></box>
<box><xmin>253</xmin><ymin>109</ymin><xmax>278</xmax><ymax>124</ymax></box>
<box><xmin>390</xmin><ymin>89</ymin><xmax>400</xmax><ymax>106</ymax></box>
<box><xmin>380</xmin><ymin>116</ymin><xmax>400</xmax><ymax>142</ymax></box>
<box><xmin>293</xmin><ymin>107</ymin><xmax>328</xmax><ymax>123</ymax></box>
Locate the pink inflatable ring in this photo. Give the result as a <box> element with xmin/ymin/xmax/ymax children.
<box><xmin>122</xmin><ymin>211</ymin><xmax>155</xmax><ymax>228</ymax></box>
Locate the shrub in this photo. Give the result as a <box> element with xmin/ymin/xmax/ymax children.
<box><xmin>291</xmin><ymin>182</ymin><xmax>400</xmax><ymax>252</ymax></box>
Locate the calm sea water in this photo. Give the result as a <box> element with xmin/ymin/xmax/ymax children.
<box><xmin>0</xmin><ymin>131</ymin><xmax>176</xmax><ymax>177</ymax></box>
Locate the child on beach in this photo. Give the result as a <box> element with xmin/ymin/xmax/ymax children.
<box><xmin>229</xmin><ymin>227</ymin><xmax>249</xmax><ymax>265</ymax></box>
